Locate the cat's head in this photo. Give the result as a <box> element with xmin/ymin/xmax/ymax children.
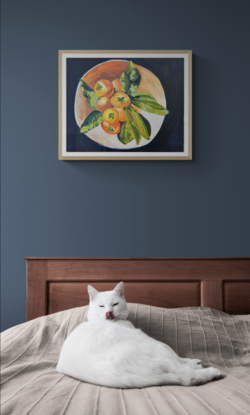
<box><xmin>87</xmin><ymin>282</ymin><xmax>128</xmax><ymax>322</ymax></box>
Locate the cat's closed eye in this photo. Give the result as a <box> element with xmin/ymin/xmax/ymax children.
<box><xmin>99</xmin><ymin>305</ymin><xmax>104</xmax><ymax>308</ymax></box>
<box><xmin>113</xmin><ymin>303</ymin><xmax>119</xmax><ymax>306</ymax></box>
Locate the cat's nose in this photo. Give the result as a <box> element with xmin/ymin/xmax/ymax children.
<box><xmin>105</xmin><ymin>311</ymin><xmax>114</xmax><ymax>320</ymax></box>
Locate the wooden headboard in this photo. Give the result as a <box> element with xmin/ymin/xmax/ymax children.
<box><xmin>25</xmin><ymin>257</ymin><xmax>250</xmax><ymax>321</ymax></box>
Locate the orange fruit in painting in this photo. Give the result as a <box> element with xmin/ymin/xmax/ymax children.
<box><xmin>104</xmin><ymin>87</ymin><xmax>114</xmax><ymax>98</ymax></box>
<box><xmin>111</xmin><ymin>92</ymin><xmax>131</xmax><ymax>108</ymax></box>
<box><xmin>94</xmin><ymin>79</ymin><xmax>113</xmax><ymax>97</ymax></box>
<box><xmin>131</xmin><ymin>104</ymin><xmax>141</xmax><ymax>113</ymax></box>
<box><xmin>112</xmin><ymin>79</ymin><xmax>123</xmax><ymax>92</ymax></box>
<box><xmin>96</xmin><ymin>97</ymin><xmax>112</xmax><ymax>112</ymax></box>
<box><xmin>101</xmin><ymin>121</ymin><xmax>121</xmax><ymax>135</ymax></box>
<box><xmin>115</xmin><ymin>108</ymin><xmax>127</xmax><ymax>122</ymax></box>
<box><xmin>103</xmin><ymin>108</ymin><xmax>119</xmax><ymax>125</ymax></box>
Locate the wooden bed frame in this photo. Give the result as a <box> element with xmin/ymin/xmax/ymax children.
<box><xmin>25</xmin><ymin>257</ymin><xmax>250</xmax><ymax>321</ymax></box>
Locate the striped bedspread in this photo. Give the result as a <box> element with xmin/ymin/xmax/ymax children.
<box><xmin>1</xmin><ymin>305</ymin><xmax>250</xmax><ymax>415</ymax></box>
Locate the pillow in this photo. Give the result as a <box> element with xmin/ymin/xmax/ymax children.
<box><xmin>127</xmin><ymin>304</ymin><xmax>250</xmax><ymax>368</ymax></box>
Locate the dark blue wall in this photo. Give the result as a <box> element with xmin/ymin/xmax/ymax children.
<box><xmin>1</xmin><ymin>0</ymin><xmax>250</xmax><ymax>331</ymax></box>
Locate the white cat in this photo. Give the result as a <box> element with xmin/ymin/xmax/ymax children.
<box><xmin>57</xmin><ymin>282</ymin><xmax>225</xmax><ymax>388</ymax></box>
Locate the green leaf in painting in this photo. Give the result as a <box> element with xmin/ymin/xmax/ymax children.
<box><xmin>80</xmin><ymin>79</ymin><xmax>99</xmax><ymax>110</ymax></box>
<box><xmin>120</xmin><ymin>60</ymin><xmax>141</xmax><ymax>94</ymax></box>
<box><xmin>80</xmin><ymin>110</ymin><xmax>103</xmax><ymax>133</ymax></box>
<box><xmin>118</xmin><ymin>120</ymin><xmax>140</xmax><ymax>145</ymax></box>
<box><xmin>130</xmin><ymin>92</ymin><xmax>169</xmax><ymax>116</ymax></box>
<box><xmin>126</xmin><ymin>107</ymin><xmax>151</xmax><ymax>140</ymax></box>
<box><xmin>128</xmin><ymin>120</ymin><xmax>141</xmax><ymax>145</ymax></box>
<box><xmin>87</xmin><ymin>93</ymin><xmax>99</xmax><ymax>110</ymax></box>
<box><xmin>126</xmin><ymin>61</ymin><xmax>141</xmax><ymax>93</ymax></box>
<box><xmin>120</xmin><ymin>71</ymin><xmax>130</xmax><ymax>93</ymax></box>
<box><xmin>131</xmin><ymin>123</ymin><xmax>141</xmax><ymax>145</ymax></box>
<box><xmin>80</xmin><ymin>79</ymin><xmax>95</xmax><ymax>97</ymax></box>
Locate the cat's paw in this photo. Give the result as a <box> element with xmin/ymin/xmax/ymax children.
<box><xmin>189</xmin><ymin>359</ymin><xmax>203</xmax><ymax>370</ymax></box>
<box><xmin>208</xmin><ymin>368</ymin><xmax>225</xmax><ymax>381</ymax></box>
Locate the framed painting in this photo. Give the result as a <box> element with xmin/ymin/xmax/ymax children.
<box><xmin>58</xmin><ymin>50</ymin><xmax>192</xmax><ymax>160</ymax></box>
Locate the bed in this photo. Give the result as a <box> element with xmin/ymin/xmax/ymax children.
<box><xmin>1</xmin><ymin>257</ymin><xmax>250</xmax><ymax>415</ymax></box>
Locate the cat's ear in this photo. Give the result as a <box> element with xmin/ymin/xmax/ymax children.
<box><xmin>113</xmin><ymin>282</ymin><xmax>124</xmax><ymax>297</ymax></box>
<box><xmin>87</xmin><ymin>285</ymin><xmax>99</xmax><ymax>301</ymax></box>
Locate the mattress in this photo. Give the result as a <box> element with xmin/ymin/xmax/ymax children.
<box><xmin>1</xmin><ymin>305</ymin><xmax>250</xmax><ymax>415</ymax></box>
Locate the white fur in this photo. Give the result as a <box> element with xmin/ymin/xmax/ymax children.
<box><xmin>57</xmin><ymin>282</ymin><xmax>225</xmax><ymax>388</ymax></box>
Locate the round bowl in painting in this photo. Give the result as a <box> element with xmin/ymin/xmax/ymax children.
<box><xmin>74</xmin><ymin>60</ymin><xmax>167</xmax><ymax>150</ymax></box>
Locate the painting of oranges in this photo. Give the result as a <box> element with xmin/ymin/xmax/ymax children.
<box><xmin>59</xmin><ymin>51</ymin><xmax>192</xmax><ymax>159</ymax></box>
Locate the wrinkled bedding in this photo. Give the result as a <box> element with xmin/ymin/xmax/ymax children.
<box><xmin>1</xmin><ymin>305</ymin><xmax>250</xmax><ymax>415</ymax></box>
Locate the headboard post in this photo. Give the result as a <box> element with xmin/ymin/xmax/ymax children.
<box><xmin>26</xmin><ymin>259</ymin><xmax>48</xmax><ymax>320</ymax></box>
<box><xmin>201</xmin><ymin>281</ymin><xmax>223</xmax><ymax>310</ymax></box>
